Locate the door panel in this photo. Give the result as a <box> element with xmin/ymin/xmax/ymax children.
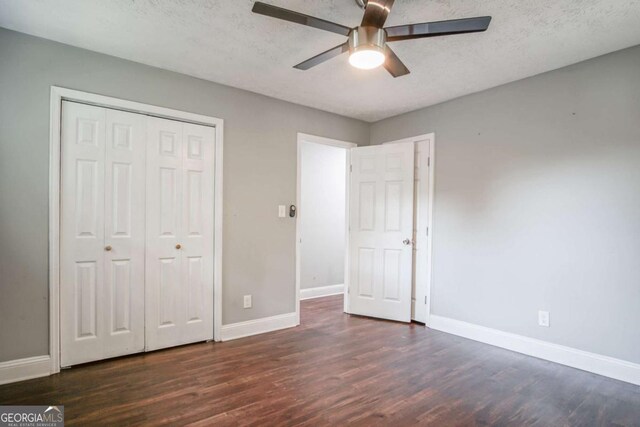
<box><xmin>109</xmin><ymin>259</ymin><xmax>131</xmax><ymax>333</ymax></box>
<box><xmin>61</xmin><ymin>102</ymin><xmax>146</xmax><ymax>366</ymax></box>
<box><xmin>103</xmin><ymin>108</ymin><xmax>146</xmax><ymax>358</ymax></box>
<box><xmin>61</xmin><ymin>102</ymin><xmax>106</xmax><ymax>366</ymax></box>
<box><xmin>159</xmin><ymin>256</ymin><xmax>179</xmax><ymax>326</ymax></box>
<box><xmin>75</xmin><ymin>261</ymin><xmax>98</xmax><ymax>338</ymax></box>
<box><xmin>180</xmin><ymin>123</ymin><xmax>214</xmax><ymax>343</ymax></box>
<box><xmin>146</xmin><ymin>118</ymin><xmax>214</xmax><ymax>350</ymax></box>
<box><xmin>348</xmin><ymin>143</ymin><xmax>414</xmax><ymax>322</ymax></box>
<box><xmin>146</xmin><ymin>117</ymin><xmax>183</xmax><ymax>350</ymax></box>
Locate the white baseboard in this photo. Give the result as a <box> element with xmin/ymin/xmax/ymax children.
<box><xmin>0</xmin><ymin>355</ymin><xmax>51</xmax><ymax>385</ymax></box>
<box><xmin>300</xmin><ymin>284</ymin><xmax>344</xmax><ymax>300</ymax></box>
<box><xmin>220</xmin><ymin>312</ymin><xmax>297</xmax><ymax>341</ymax></box>
<box><xmin>429</xmin><ymin>315</ymin><xmax>640</xmax><ymax>386</ymax></box>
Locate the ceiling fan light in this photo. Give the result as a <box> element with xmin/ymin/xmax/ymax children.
<box><xmin>347</xmin><ymin>27</ymin><xmax>387</xmax><ymax>70</ymax></box>
<box><xmin>349</xmin><ymin>48</ymin><xmax>385</xmax><ymax>70</ymax></box>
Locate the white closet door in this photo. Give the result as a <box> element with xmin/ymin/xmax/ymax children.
<box><xmin>181</xmin><ymin>123</ymin><xmax>215</xmax><ymax>344</ymax></box>
<box><xmin>60</xmin><ymin>102</ymin><xmax>146</xmax><ymax>366</ymax></box>
<box><xmin>348</xmin><ymin>143</ymin><xmax>414</xmax><ymax>322</ymax></box>
<box><xmin>145</xmin><ymin>117</ymin><xmax>215</xmax><ymax>351</ymax></box>
<box><xmin>103</xmin><ymin>108</ymin><xmax>146</xmax><ymax>357</ymax></box>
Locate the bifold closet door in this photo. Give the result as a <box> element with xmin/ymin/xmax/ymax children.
<box><xmin>60</xmin><ymin>102</ymin><xmax>146</xmax><ymax>367</ymax></box>
<box><xmin>145</xmin><ymin>117</ymin><xmax>215</xmax><ymax>351</ymax></box>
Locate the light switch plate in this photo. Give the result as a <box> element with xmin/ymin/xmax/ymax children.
<box><xmin>243</xmin><ymin>295</ymin><xmax>252</xmax><ymax>309</ymax></box>
<box><xmin>278</xmin><ymin>205</ymin><xmax>286</xmax><ymax>218</ymax></box>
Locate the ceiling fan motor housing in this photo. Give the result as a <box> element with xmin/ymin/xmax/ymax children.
<box><xmin>348</xmin><ymin>26</ymin><xmax>387</xmax><ymax>56</ymax></box>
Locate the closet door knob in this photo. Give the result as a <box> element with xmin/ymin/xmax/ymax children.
<box><xmin>175</xmin><ymin>244</ymin><xmax>182</xmax><ymax>250</ymax></box>
<box><xmin>105</xmin><ymin>245</ymin><xmax>112</xmax><ymax>251</ymax></box>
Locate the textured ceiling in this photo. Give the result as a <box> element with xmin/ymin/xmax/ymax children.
<box><xmin>1</xmin><ymin>0</ymin><xmax>640</xmax><ymax>121</ymax></box>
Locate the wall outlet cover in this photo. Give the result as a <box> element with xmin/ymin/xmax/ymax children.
<box><xmin>538</xmin><ymin>310</ymin><xmax>550</xmax><ymax>327</ymax></box>
<box><xmin>243</xmin><ymin>295</ymin><xmax>252</xmax><ymax>309</ymax></box>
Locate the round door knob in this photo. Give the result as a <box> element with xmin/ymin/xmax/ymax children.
<box><xmin>403</xmin><ymin>239</ymin><xmax>411</xmax><ymax>246</ymax></box>
<box><xmin>175</xmin><ymin>244</ymin><xmax>182</xmax><ymax>250</ymax></box>
<box><xmin>105</xmin><ymin>245</ymin><xmax>112</xmax><ymax>251</ymax></box>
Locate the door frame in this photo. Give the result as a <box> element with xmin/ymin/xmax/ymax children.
<box><xmin>295</xmin><ymin>133</ymin><xmax>356</xmax><ymax>324</ymax></box>
<box><xmin>381</xmin><ymin>133</ymin><xmax>435</xmax><ymax>325</ymax></box>
<box><xmin>49</xmin><ymin>86</ymin><xmax>224</xmax><ymax>374</ymax></box>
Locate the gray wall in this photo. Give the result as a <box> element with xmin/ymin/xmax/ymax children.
<box><xmin>370</xmin><ymin>45</ymin><xmax>640</xmax><ymax>364</ymax></box>
<box><xmin>300</xmin><ymin>141</ymin><xmax>346</xmax><ymax>290</ymax></box>
<box><xmin>2</xmin><ymin>24</ymin><xmax>638</xmax><ymax>366</ymax></box>
<box><xmin>0</xmin><ymin>28</ymin><xmax>369</xmax><ymax>362</ymax></box>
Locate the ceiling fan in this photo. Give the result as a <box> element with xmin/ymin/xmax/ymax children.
<box><xmin>252</xmin><ymin>0</ymin><xmax>491</xmax><ymax>77</ymax></box>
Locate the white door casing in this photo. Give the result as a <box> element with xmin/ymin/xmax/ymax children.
<box><xmin>60</xmin><ymin>102</ymin><xmax>146</xmax><ymax>366</ymax></box>
<box><xmin>145</xmin><ymin>117</ymin><xmax>215</xmax><ymax>351</ymax></box>
<box><xmin>411</xmin><ymin>138</ymin><xmax>430</xmax><ymax>323</ymax></box>
<box><xmin>348</xmin><ymin>143</ymin><xmax>415</xmax><ymax>322</ymax></box>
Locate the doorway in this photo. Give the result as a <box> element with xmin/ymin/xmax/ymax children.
<box><xmin>295</xmin><ymin>133</ymin><xmax>435</xmax><ymax>325</ymax></box>
<box><xmin>295</xmin><ymin>134</ymin><xmax>355</xmax><ymax>323</ymax></box>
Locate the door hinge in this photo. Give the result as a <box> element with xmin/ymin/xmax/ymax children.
<box><xmin>424</xmin><ymin>296</ymin><xmax>427</xmax><ymax>304</ymax></box>
<box><xmin>426</xmin><ymin>226</ymin><xmax>429</xmax><ymax>236</ymax></box>
<box><xmin>350</xmin><ymin>164</ymin><xmax>353</xmax><ymax>172</ymax></box>
<box><xmin>427</xmin><ymin>157</ymin><xmax>431</xmax><ymax>167</ymax></box>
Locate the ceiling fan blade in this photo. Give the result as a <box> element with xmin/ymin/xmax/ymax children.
<box><xmin>252</xmin><ymin>2</ymin><xmax>351</xmax><ymax>36</ymax></box>
<box><xmin>385</xmin><ymin>16</ymin><xmax>492</xmax><ymax>41</ymax></box>
<box><xmin>383</xmin><ymin>45</ymin><xmax>410</xmax><ymax>77</ymax></box>
<box><xmin>361</xmin><ymin>0</ymin><xmax>395</xmax><ymax>28</ymax></box>
<box><xmin>294</xmin><ymin>43</ymin><xmax>350</xmax><ymax>70</ymax></box>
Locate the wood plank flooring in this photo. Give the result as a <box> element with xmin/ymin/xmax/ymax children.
<box><xmin>1</xmin><ymin>295</ymin><xmax>639</xmax><ymax>426</ymax></box>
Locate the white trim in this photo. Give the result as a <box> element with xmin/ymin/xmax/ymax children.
<box><xmin>220</xmin><ymin>312</ymin><xmax>297</xmax><ymax>341</ymax></box>
<box><xmin>0</xmin><ymin>356</ymin><xmax>51</xmax><ymax>386</ymax></box>
<box><xmin>212</xmin><ymin>118</ymin><xmax>224</xmax><ymax>342</ymax></box>
<box><xmin>430</xmin><ymin>315</ymin><xmax>640</xmax><ymax>386</ymax></box>
<box><xmin>295</xmin><ymin>133</ymin><xmax>356</xmax><ymax>325</ymax></box>
<box><xmin>49</xmin><ymin>89</ymin><xmax>62</xmax><ymax>375</ymax></box>
<box><xmin>49</xmin><ymin>86</ymin><xmax>224</xmax><ymax>374</ymax></box>
<box><xmin>300</xmin><ymin>284</ymin><xmax>344</xmax><ymax>300</ymax></box>
<box><xmin>382</xmin><ymin>133</ymin><xmax>435</xmax><ymax>325</ymax></box>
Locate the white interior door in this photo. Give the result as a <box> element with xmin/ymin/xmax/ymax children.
<box><xmin>384</xmin><ymin>136</ymin><xmax>432</xmax><ymax>323</ymax></box>
<box><xmin>347</xmin><ymin>143</ymin><xmax>414</xmax><ymax>322</ymax></box>
<box><xmin>145</xmin><ymin>117</ymin><xmax>215</xmax><ymax>351</ymax></box>
<box><xmin>60</xmin><ymin>102</ymin><xmax>146</xmax><ymax>366</ymax></box>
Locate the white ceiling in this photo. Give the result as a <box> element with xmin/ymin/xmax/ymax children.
<box><xmin>1</xmin><ymin>0</ymin><xmax>640</xmax><ymax>122</ymax></box>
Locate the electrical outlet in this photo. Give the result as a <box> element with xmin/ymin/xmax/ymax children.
<box><xmin>278</xmin><ymin>205</ymin><xmax>286</xmax><ymax>218</ymax></box>
<box><xmin>538</xmin><ymin>310</ymin><xmax>550</xmax><ymax>327</ymax></box>
<box><xmin>243</xmin><ymin>295</ymin><xmax>252</xmax><ymax>309</ymax></box>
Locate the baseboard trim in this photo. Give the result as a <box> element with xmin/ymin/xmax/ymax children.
<box><xmin>429</xmin><ymin>315</ymin><xmax>640</xmax><ymax>386</ymax></box>
<box><xmin>0</xmin><ymin>355</ymin><xmax>51</xmax><ymax>385</ymax></box>
<box><xmin>220</xmin><ymin>312</ymin><xmax>297</xmax><ymax>341</ymax></box>
<box><xmin>300</xmin><ymin>284</ymin><xmax>344</xmax><ymax>300</ymax></box>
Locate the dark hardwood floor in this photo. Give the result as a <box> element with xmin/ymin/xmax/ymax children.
<box><xmin>1</xmin><ymin>295</ymin><xmax>639</xmax><ymax>426</ymax></box>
